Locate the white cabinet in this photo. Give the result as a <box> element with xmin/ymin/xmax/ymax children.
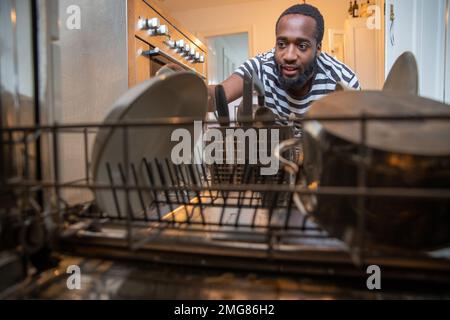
<box><xmin>344</xmin><ymin>17</ymin><xmax>384</xmax><ymax>90</ymax></box>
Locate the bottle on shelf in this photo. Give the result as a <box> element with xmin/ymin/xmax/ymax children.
<box><xmin>352</xmin><ymin>0</ymin><xmax>359</xmax><ymax>18</ymax></box>
<box><xmin>348</xmin><ymin>1</ymin><xmax>353</xmax><ymax>18</ymax></box>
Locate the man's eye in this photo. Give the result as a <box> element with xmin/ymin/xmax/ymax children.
<box><xmin>277</xmin><ymin>41</ymin><xmax>287</xmax><ymax>48</ymax></box>
<box><xmin>298</xmin><ymin>43</ymin><xmax>309</xmax><ymax>51</ymax></box>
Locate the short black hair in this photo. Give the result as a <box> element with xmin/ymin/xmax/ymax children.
<box><xmin>275</xmin><ymin>4</ymin><xmax>324</xmax><ymax>45</ymax></box>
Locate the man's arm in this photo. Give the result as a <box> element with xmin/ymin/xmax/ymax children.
<box><xmin>208</xmin><ymin>74</ymin><xmax>244</xmax><ymax>112</ymax></box>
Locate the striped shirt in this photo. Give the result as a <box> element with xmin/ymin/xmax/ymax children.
<box><xmin>234</xmin><ymin>48</ymin><xmax>360</xmax><ymax>119</ymax></box>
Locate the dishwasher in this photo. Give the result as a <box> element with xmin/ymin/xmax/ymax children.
<box><xmin>2</xmin><ymin>70</ymin><xmax>450</xmax><ymax>300</ymax></box>
<box><xmin>1</xmin><ymin>0</ymin><xmax>450</xmax><ymax>300</ymax></box>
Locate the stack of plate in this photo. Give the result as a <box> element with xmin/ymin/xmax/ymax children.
<box><xmin>91</xmin><ymin>72</ymin><xmax>208</xmax><ymax>219</ymax></box>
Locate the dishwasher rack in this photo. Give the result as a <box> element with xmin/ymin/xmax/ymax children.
<box><xmin>1</xmin><ymin>115</ymin><xmax>450</xmax><ymax>286</ymax></box>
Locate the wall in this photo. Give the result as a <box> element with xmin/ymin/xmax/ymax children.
<box><xmin>385</xmin><ymin>0</ymin><xmax>448</xmax><ymax>102</ymax></box>
<box><xmin>159</xmin><ymin>0</ymin><xmax>351</xmax><ymax>57</ymax></box>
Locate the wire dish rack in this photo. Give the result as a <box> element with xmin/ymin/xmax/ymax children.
<box><xmin>1</xmin><ymin>115</ymin><xmax>450</xmax><ymax>287</ymax></box>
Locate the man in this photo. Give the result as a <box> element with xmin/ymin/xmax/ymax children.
<box><xmin>209</xmin><ymin>3</ymin><xmax>360</xmax><ymax>118</ymax></box>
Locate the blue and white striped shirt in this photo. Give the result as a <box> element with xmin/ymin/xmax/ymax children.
<box><xmin>235</xmin><ymin>49</ymin><xmax>360</xmax><ymax>119</ymax></box>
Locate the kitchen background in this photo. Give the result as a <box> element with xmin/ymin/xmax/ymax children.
<box><xmin>154</xmin><ymin>0</ymin><xmax>449</xmax><ymax>103</ymax></box>
<box><xmin>1</xmin><ymin>0</ymin><xmax>449</xmax><ymax>210</ymax></box>
<box><xmin>2</xmin><ymin>0</ymin><xmax>449</xmax><ymax>124</ymax></box>
<box><xmin>1</xmin><ymin>0</ymin><xmax>450</xmax><ymax>299</ymax></box>
<box><xmin>1</xmin><ymin>0</ymin><xmax>449</xmax><ymax>204</ymax></box>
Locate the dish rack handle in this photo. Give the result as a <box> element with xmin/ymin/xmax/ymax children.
<box><xmin>242</xmin><ymin>70</ymin><xmax>265</xmax><ymax>119</ymax></box>
<box><xmin>275</xmin><ymin>138</ymin><xmax>317</xmax><ymax>216</ymax></box>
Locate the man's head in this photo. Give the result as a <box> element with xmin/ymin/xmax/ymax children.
<box><xmin>274</xmin><ymin>4</ymin><xmax>324</xmax><ymax>92</ymax></box>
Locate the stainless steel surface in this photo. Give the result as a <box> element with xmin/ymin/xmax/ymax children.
<box><xmin>36</xmin><ymin>0</ymin><xmax>64</xmax><ymax>229</ymax></box>
<box><xmin>48</xmin><ymin>0</ymin><xmax>129</xmax><ymax>207</ymax></box>
<box><xmin>53</xmin><ymin>0</ymin><xmax>129</xmax><ymax>124</ymax></box>
<box><xmin>383</xmin><ymin>52</ymin><xmax>419</xmax><ymax>95</ymax></box>
<box><xmin>307</xmin><ymin>91</ymin><xmax>450</xmax><ymax>156</ymax></box>
<box><xmin>303</xmin><ymin>91</ymin><xmax>450</xmax><ymax>250</ymax></box>
<box><xmin>6</xmin><ymin>255</ymin><xmax>448</xmax><ymax>299</ymax></box>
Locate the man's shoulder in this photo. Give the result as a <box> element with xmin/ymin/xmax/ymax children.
<box><xmin>317</xmin><ymin>52</ymin><xmax>357</xmax><ymax>82</ymax></box>
<box><xmin>253</xmin><ymin>48</ymin><xmax>276</xmax><ymax>64</ymax></box>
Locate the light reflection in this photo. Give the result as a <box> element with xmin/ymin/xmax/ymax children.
<box><xmin>10</xmin><ymin>8</ymin><xmax>16</xmax><ymax>25</ymax></box>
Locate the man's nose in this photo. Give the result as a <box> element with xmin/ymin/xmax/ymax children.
<box><xmin>283</xmin><ymin>45</ymin><xmax>298</xmax><ymax>64</ymax></box>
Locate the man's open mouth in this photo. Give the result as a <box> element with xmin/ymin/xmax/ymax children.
<box><xmin>281</xmin><ymin>66</ymin><xmax>300</xmax><ymax>78</ymax></box>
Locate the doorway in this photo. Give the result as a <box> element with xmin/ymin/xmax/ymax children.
<box><xmin>206</xmin><ymin>32</ymin><xmax>249</xmax><ymax>85</ymax></box>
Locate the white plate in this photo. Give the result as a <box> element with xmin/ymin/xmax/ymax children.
<box><xmin>91</xmin><ymin>72</ymin><xmax>208</xmax><ymax>218</ymax></box>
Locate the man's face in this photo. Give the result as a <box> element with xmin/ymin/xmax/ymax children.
<box><xmin>274</xmin><ymin>14</ymin><xmax>321</xmax><ymax>91</ymax></box>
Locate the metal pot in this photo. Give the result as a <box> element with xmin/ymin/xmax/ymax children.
<box><xmin>302</xmin><ymin>90</ymin><xmax>450</xmax><ymax>250</ymax></box>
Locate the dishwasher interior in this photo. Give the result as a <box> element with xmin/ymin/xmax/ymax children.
<box><xmin>1</xmin><ymin>113</ymin><xmax>450</xmax><ymax>299</ymax></box>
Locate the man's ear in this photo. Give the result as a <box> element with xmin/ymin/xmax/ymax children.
<box><xmin>316</xmin><ymin>43</ymin><xmax>322</xmax><ymax>57</ymax></box>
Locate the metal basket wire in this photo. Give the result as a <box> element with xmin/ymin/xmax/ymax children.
<box><xmin>1</xmin><ymin>115</ymin><xmax>450</xmax><ymax>284</ymax></box>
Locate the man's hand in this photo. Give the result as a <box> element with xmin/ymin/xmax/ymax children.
<box><xmin>207</xmin><ymin>74</ymin><xmax>244</xmax><ymax>112</ymax></box>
